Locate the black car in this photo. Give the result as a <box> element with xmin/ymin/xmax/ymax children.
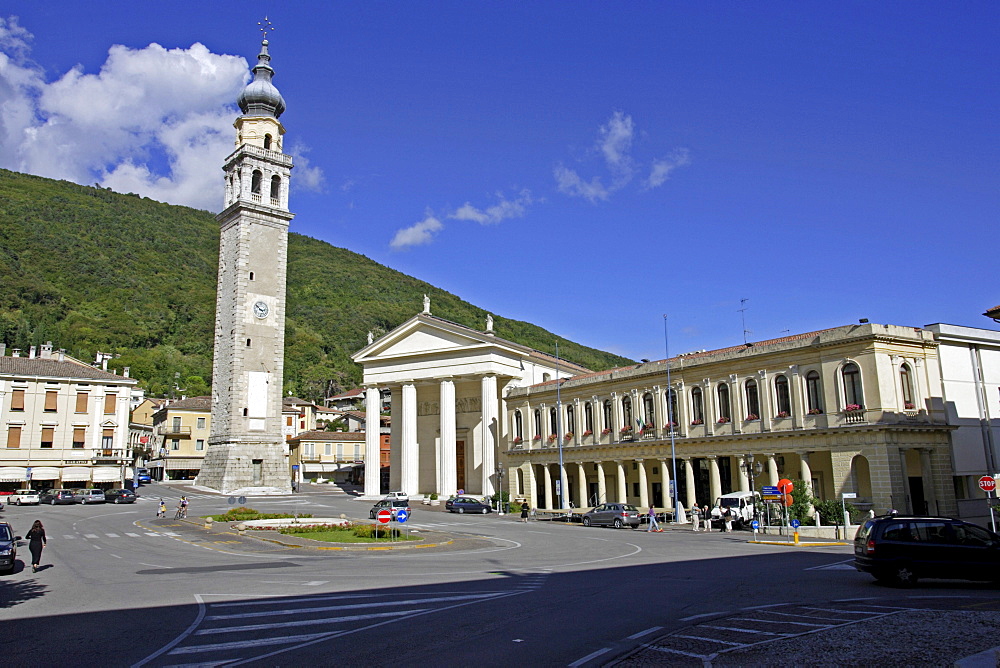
<box><xmin>105</xmin><ymin>489</ymin><xmax>137</xmax><ymax>504</ymax></box>
<box><xmin>854</xmin><ymin>514</ymin><xmax>1000</xmax><ymax>586</ymax></box>
<box><xmin>39</xmin><ymin>489</ymin><xmax>76</xmax><ymax>505</ymax></box>
<box><xmin>445</xmin><ymin>496</ymin><xmax>492</xmax><ymax>514</ymax></box>
<box><xmin>0</xmin><ymin>522</ymin><xmax>21</xmax><ymax>573</ymax></box>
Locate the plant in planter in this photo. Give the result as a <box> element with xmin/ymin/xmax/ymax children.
<box><xmin>904</xmin><ymin>402</ymin><xmax>916</xmax><ymax>410</ymax></box>
<box><xmin>512</xmin><ymin>436</ymin><xmax>523</xmax><ymax>445</ymax></box>
<box><xmin>582</xmin><ymin>430</ymin><xmax>593</xmax><ymax>437</ymax></box>
<box><xmin>807</xmin><ymin>408</ymin><xmax>823</xmax><ymax>415</ymax></box>
<box><xmin>532</xmin><ymin>434</ymin><xmax>541</xmax><ymax>442</ymax></box>
<box><xmin>844</xmin><ymin>403</ymin><xmax>863</xmax><ymax>412</ymax></box>
<box><xmin>745</xmin><ymin>413</ymin><xmax>759</xmax><ymax>421</ymax></box>
<box><xmin>564</xmin><ymin>432</ymin><xmax>573</xmax><ymax>440</ymax></box>
<box><xmin>547</xmin><ymin>434</ymin><xmax>557</xmax><ymax>443</ymax></box>
<box><xmin>601</xmin><ymin>428</ymin><xmax>612</xmax><ymax>436</ymax></box>
<box><xmin>775</xmin><ymin>411</ymin><xmax>790</xmax><ymax>418</ymax></box>
<box><xmin>717</xmin><ymin>417</ymin><xmax>731</xmax><ymax>424</ymax></box>
<box><xmin>690</xmin><ymin>418</ymin><xmax>704</xmax><ymax>426</ymax></box>
<box><xmin>620</xmin><ymin>425</ymin><xmax>633</xmax><ymax>434</ymax></box>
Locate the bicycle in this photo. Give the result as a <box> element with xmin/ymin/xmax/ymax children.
<box><xmin>174</xmin><ymin>506</ymin><xmax>187</xmax><ymax>519</ymax></box>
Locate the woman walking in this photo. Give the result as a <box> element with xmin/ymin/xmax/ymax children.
<box><xmin>520</xmin><ymin>502</ymin><xmax>530</xmax><ymax>523</ymax></box>
<box><xmin>26</xmin><ymin>519</ymin><xmax>47</xmax><ymax>573</ymax></box>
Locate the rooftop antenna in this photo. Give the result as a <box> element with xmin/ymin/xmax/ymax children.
<box><xmin>739</xmin><ymin>298</ymin><xmax>752</xmax><ymax>345</ymax></box>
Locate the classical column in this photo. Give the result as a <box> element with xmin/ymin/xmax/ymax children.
<box><xmin>438</xmin><ymin>378</ymin><xmax>457</xmax><ymax>496</ymax></box>
<box><xmin>528</xmin><ymin>464</ymin><xmax>538</xmax><ymax>510</ymax></box>
<box><xmin>616</xmin><ymin>461</ymin><xmax>627</xmax><ymax>503</ymax></box>
<box><xmin>481</xmin><ymin>374</ymin><xmax>498</xmax><ymax>498</ymax></box>
<box><xmin>652</xmin><ymin>385</ymin><xmax>664</xmax><ymax>431</ymax></box>
<box><xmin>730</xmin><ymin>373</ymin><xmax>743</xmax><ymax>433</ymax></box>
<box><xmin>789</xmin><ymin>365</ymin><xmax>804</xmax><ymax>429</ymax></box>
<box><xmin>920</xmin><ymin>448</ymin><xmax>937</xmax><ymax>515</ymax></box>
<box><xmin>596</xmin><ymin>461</ymin><xmax>607</xmax><ymax>505</ymax></box>
<box><xmin>757</xmin><ymin>370</ymin><xmax>771</xmax><ymax>431</ymax></box>
<box><xmin>401</xmin><ymin>382</ymin><xmax>418</xmax><ymax>495</ymax></box>
<box><xmin>659</xmin><ymin>459</ymin><xmax>672</xmax><ymax>508</ymax></box>
<box><xmin>637</xmin><ymin>460</ymin><xmax>649</xmax><ymax>509</ymax></box>
<box><xmin>559</xmin><ymin>463</ymin><xmax>569</xmax><ymax>509</ymax></box>
<box><xmin>767</xmin><ymin>453</ymin><xmax>779</xmax><ymax>487</ymax></box>
<box><xmin>576</xmin><ymin>462</ymin><xmax>588</xmax><ymax>508</ymax></box>
<box><xmin>674</xmin><ymin>381</ymin><xmax>686</xmax><ymax>436</ymax></box>
<box><xmin>708</xmin><ymin>456</ymin><xmax>721</xmax><ymax>505</ymax></box>
<box><xmin>542</xmin><ymin>464</ymin><xmax>553</xmax><ymax>510</ymax></box>
<box><xmin>703</xmin><ymin>379</ymin><xmax>715</xmax><ymax>426</ymax></box>
<box><xmin>364</xmin><ymin>385</ymin><xmax>382</xmax><ymax>498</ymax></box>
<box><xmin>684</xmin><ymin>458</ymin><xmax>697</xmax><ymax>510</ymax></box>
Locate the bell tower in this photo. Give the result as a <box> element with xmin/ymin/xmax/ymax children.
<box><xmin>196</xmin><ymin>34</ymin><xmax>293</xmax><ymax>494</ymax></box>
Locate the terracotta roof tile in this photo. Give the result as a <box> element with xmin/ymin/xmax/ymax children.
<box><xmin>0</xmin><ymin>356</ymin><xmax>138</xmax><ymax>382</ymax></box>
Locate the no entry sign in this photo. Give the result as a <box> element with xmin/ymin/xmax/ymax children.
<box><xmin>377</xmin><ymin>509</ymin><xmax>392</xmax><ymax>524</ymax></box>
<box><xmin>979</xmin><ymin>476</ymin><xmax>996</xmax><ymax>494</ymax></box>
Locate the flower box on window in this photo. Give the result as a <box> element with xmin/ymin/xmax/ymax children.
<box><xmin>547</xmin><ymin>434</ymin><xmax>557</xmax><ymax>443</ymax></box>
<box><xmin>844</xmin><ymin>404</ymin><xmax>863</xmax><ymax>412</ymax></box>
<box><xmin>601</xmin><ymin>428</ymin><xmax>612</xmax><ymax>436</ymax></box>
<box><xmin>775</xmin><ymin>411</ymin><xmax>790</xmax><ymax>419</ymax></box>
<box><xmin>690</xmin><ymin>418</ymin><xmax>704</xmax><ymax>426</ymax></box>
<box><xmin>512</xmin><ymin>436</ymin><xmax>523</xmax><ymax>445</ymax></box>
<box><xmin>807</xmin><ymin>408</ymin><xmax>823</xmax><ymax>415</ymax></box>
<box><xmin>532</xmin><ymin>434</ymin><xmax>541</xmax><ymax>442</ymax></box>
<box><xmin>745</xmin><ymin>413</ymin><xmax>759</xmax><ymax>421</ymax></box>
<box><xmin>582</xmin><ymin>430</ymin><xmax>593</xmax><ymax>437</ymax></box>
<box><xmin>904</xmin><ymin>402</ymin><xmax>916</xmax><ymax>410</ymax></box>
<box><xmin>564</xmin><ymin>432</ymin><xmax>573</xmax><ymax>440</ymax></box>
<box><xmin>620</xmin><ymin>425</ymin><xmax>633</xmax><ymax>434</ymax></box>
<box><xmin>717</xmin><ymin>417</ymin><xmax>731</xmax><ymax>424</ymax></box>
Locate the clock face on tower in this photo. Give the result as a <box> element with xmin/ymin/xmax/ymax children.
<box><xmin>253</xmin><ymin>300</ymin><xmax>269</xmax><ymax>319</ymax></box>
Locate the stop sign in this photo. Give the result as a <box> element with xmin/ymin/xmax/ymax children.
<box><xmin>377</xmin><ymin>509</ymin><xmax>392</xmax><ymax>524</ymax></box>
<box><xmin>778</xmin><ymin>478</ymin><xmax>794</xmax><ymax>494</ymax></box>
<box><xmin>979</xmin><ymin>476</ymin><xmax>996</xmax><ymax>493</ymax></box>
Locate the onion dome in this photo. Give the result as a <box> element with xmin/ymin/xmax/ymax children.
<box><xmin>237</xmin><ymin>39</ymin><xmax>286</xmax><ymax>118</ymax></box>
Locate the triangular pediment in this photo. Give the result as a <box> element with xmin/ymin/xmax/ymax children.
<box><xmin>354</xmin><ymin>314</ymin><xmax>506</xmax><ymax>363</ymax></box>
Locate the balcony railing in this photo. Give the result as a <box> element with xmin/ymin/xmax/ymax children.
<box><xmin>157</xmin><ymin>425</ymin><xmax>191</xmax><ymax>436</ymax></box>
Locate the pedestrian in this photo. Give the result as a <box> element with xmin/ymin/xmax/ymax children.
<box><xmin>703</xmin><ymin>505</ymin><xmax>712</xmax><ymax>532</ymax></box>
<box><xmin>723</xmin><ymin>507</ymin><xmax>733</xmax><ymax>533</ymax></box>
<box><xmin>26</xmin><ymin>519</ymin><xmax>47</xmax><ymax>573</ymax></box>
<box><xmin>647</xmin><ymin>506</ymin><xmax>661</xmax><ymax>532</ymax></box>
<box><xmin>692</xmin><ymin>504</ymin><xmax>701</xmax><ymax>532</ymax></box>
<box><xmin>157</xmin><ymin>499</ymin><xmax>166</xmax><ymax>518</ymax></box>
<box><xmin>521</xmin><ymin>502</ymin><xmax>530</xmax><ymax>523</ymax></box>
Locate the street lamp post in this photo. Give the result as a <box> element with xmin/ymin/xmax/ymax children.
<box><xmin>743</xmin><ymin>453</ymin><xmax>764</xmax><ymax>526</ymax></box>
<box><xmin>495</xmin><ymin>463</ymin><xmax>505</xmax><ymax>515</ymax></box>
<box><xmin>664</xmin><ymin>316</ymin><xmax>679</xmax><ymax>522</ymax></box>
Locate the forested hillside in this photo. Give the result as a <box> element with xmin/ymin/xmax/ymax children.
<box><xmin>0</xmin><ymin>169</ymin><xmax>632</xmax><ymax>401</ymax></box>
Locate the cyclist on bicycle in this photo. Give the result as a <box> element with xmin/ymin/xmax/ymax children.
<box><xmin>176</xmin><ymin>496</ymin><xmax>188</xmax><ymax>518</ymax></box>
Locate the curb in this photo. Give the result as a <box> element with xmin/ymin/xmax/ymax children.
<box><xmin>244</xmin><ymin>530</ymin><xmax>455</xmax><ymax>551</ymax></box>
<box><xmin>747</xmin><ymin>539</ymin><xmax>849</xmax><ymax>547</ymax></box>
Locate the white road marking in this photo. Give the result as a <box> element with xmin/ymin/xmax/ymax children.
<box><xmin>84</xmin><ymin>533</ymin><xmax>99</xmax><ymax>538</ymax></box>
<box><xmin>125</xmin><ymin>532</ymin><xmax>141</xmax><ymax>537</ymax></box>
<box><xmin>627</xmin><ymin>626</ymin><xmax>663</xmax><ymax>640</ymax></box>
<box><xmin>207</xmin><ymin>593</ymin><xmax>507</xmax><ymax>621</ymax></box>
<box><xmin>110</xmin><ymin>554</ymin><xmax>122</xmax><ymax>559</ymax></box>
<box><xmin>650</xmin><ymin>645</ymin><xmax>711</xmax><ymax>658</ymax></box>
<box><xmin>195</xmin><ymin>608</ymin><xmax>428</xmax><ymax>634</ymax></box>
<box><xmin>674</xmin><ymin>633</ymin><xmax>745</xmax><ymax>646</ymax></box>
<box><xmin>568</xmin><ymin>647</ymin><xmax>611</xmax><ymax>667</ymax></box>
<box><xmin>679</xmin><ymin>611</ymin><xmax>725</xmax><ymax>622</ymax></box>
<box><xmin>63</xmin><ymin>534</ymin><xmax>76</xmax><ymax>539</ymax></box>
<box><xmin>106</xmin><ymin>533</ymin><xmax>120</xmax><ymax>538</ymax></box>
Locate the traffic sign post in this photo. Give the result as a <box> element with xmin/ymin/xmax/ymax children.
<box><xmin>980</xmin><ymin>475</ymin><xmax>997</xmax><ymax>532</ymax></box>
<box><xmin>376</xmin><ymin>508</ymin><xmax>392</xmax><ymax>541</ymax></box>
<box><xmin>751</xmin><ymin>519</ymin><xmax>759</xmax><ymax>541</ymax></box>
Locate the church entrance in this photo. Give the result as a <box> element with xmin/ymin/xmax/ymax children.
<box><xmin>456</xmin><ymin>441</ymin><xmax>466</xmax><ymax>492</ymax></box>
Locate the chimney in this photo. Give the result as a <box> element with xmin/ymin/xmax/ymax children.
<box><xmin>102</xmin><ymin>357</ymin><xmax>108</xmax><ymax>371</ymax></box>
<box><xmin>58</xmin><ymin>349</ymin><xmax>65</xmax><ymax>362</ymax></box>
<box><xmin>28</xmin><ymin>346</ymin><xmax>36</xmax><ymax>359</ymax></box>
<box><xmin>0</xmin><ymin>343</ymin><xmax>5</xmax><ymax>357</ymax></box>
<box><xmin>123</xmin><ymin>367</ymin><xmax>130</xmax><ymax>378</ymax></box>
<box><xmin>12</xmin><ymin>348</ymin><xmax>21</xmax><ymax>357</ymax></box>
<box><xmin>41</xmin><ymin>341</ymin><xmax>53</xmax><ymax>359</ymax></box>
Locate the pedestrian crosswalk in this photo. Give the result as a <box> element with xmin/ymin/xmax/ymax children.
<box><xmin>138</xmin><ymin>571</ymin><xmax>552</xmax><ymax>666</ymax></box>
<box><xmin>63</xmin><ymin>530</ymin><xmax>180</xmax><ymax>540</ymax></box>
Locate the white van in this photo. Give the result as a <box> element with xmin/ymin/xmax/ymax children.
<box><xmin>711</xmin><ymin>491</ymin><xmax>760</xmax><ymax>528</ymax></box>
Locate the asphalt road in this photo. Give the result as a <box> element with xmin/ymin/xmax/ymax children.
<box><xmin>1</xmin><ymin>483</ymin><xmax>998</xmax><ymax>667</ymax></box>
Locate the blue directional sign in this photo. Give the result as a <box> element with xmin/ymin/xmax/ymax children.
<box><xmin>761</xmin><ymin>486</ymin><xmax>780</xmax><ymax>494</ymax></box>
<box><xmin>751</xmin><ymin>520</ymin><xmax>760</xmax><ymax>530</ymax></box>
<box><xmin>790</xmin><ymin>519</ymin><xmax>801</xmax><ymax>528</ymax></box>
<box><xmin>395</xmin><ymin>509</ymin><xmax>409</xmax><ymax>523</ymax></box>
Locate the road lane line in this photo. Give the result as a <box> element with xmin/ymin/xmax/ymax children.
<box><xmin>131</xmin><ymin>594</ymin><xmax>206</xmax><ymax>667</ymax></box>
<box><xmin>106</xmin><ymin>533</ymin><xmax>120</xmax><ymax>537</ymax></box>
<box><xmin>195</xmin><ymin>608</ymin><xmax>427</xmax><ymax>634</ymax></box>
<box><xmin>206</xmin><ymin>593</ymin><xmax>507</xmax><ymax>620</ymax></box>
<box><xmin>679</xmin><ymin>611</ymin><xmax>726</xmax><ymax>622</ymax></box>
<box><xmin>674</xmin><ymin>634</ymin><xmax>746</xmax><ymax>646</ymax></box>
<box><xmin>627</xmin><ymin>626</ymin><xmax>663</xmax><ymax>640</ymax></box>
<box><xmin>125</xmin><ymin>533</ymin><xmax>141</xmax><ymax>537</ymax></box>
<box><xmin>84</xmin><ymin>534</ymin><xmax>99</xmax><ymax>538</ymax></box>
<box><xmin>568</xmin><ymin>647</ymin><xmax>611</xmax><ymax>667</ymax></box>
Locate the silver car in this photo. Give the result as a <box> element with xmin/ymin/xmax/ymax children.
<box><xmin>7</xmin><ymin>489</ymin><xmax>40</xmax><ymax>505</ymax></box>
<box><xmin>582</xmin><ymin>503</ymin><xmax>641</xmax><ymax>529</ymax></box>
<box><xmin>72</xmin><ymin>488</ymin><xmax>106</xmax><ymax>504</ymax></box>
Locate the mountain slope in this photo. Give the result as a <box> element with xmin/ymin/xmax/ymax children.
<box><xmin>0</xmin><ymin>169</ymin><xmax>632</xmax><ymax>400</ymax></box>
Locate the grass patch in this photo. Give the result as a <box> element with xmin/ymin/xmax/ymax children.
<box><xmin>211</xmin><ymin>506</ymin><xmax>313</xmax><ymax>522</ymax></box>
<box><xmin>278</xmin><ymin>522</ymin><xmax>420</xmax><ymax>543</ymax></box>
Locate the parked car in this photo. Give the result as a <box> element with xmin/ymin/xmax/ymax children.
<box><xmin>39</xmin><ymin>489</ymin><xmax>76</xmax><ymax>505</ymax></box>
<box><xmin>711</xmin><ymin>491</ymin><xmax>760</xmax><ymax>529</ymax></box>
<box><xmin>445</xmin><ymin>496</ymin><xmax>492</xmax><ymax>514</ymax></box>
<box><xmin>104</xmin><ymin>489</ymin><xmax>137</xmax><ymax>504</ymax></box>
<box><xmin>72</xmin><ymin>489</ymin><xmax>106</xmax><ymax>504</ymax></box>
<box><xmin>0</xmin><ymin>521</ymin><xmax>21</xmax><ymax>573</ymax></box>
<box><xmin>582</xmin><ymin>503</ymin><xmax>641</xmax><ymax>528</ymax></box>
<box><xmin>854</xmin><ymin>514</ymin><xmax>1000</xmax><ymax>586</ymax></box>
<box><xmin>369</xmin><ymin>498</ymin><xmax>411</xmax><ymax>520</ymax></box>
<box><xmin>136</xmin><ymin>468</ymin><xmax>151</xmax><ymax>484</ymax></box>
<box><xmin>383</xmin><ymin>491</ymin><xmax>409</xmax><ymax>500</ymax></box>
<box><xmin>7</xmin><ymin>489</ymin><xmax>40</xmax><ymax>506</ymax></box>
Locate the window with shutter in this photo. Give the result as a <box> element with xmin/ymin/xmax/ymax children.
<box><xmin>44</xmin><ymin>391</ymin><xmax>58</xmax><ymax>412</ymax></box>
<box><xmin>41</xmin><ymin>427</ymin><xmax>54</xmax><ymax>448</ymax></box>
<box><xmin>73</xmin><ymin>428</ymin><xmax>86</xmax><ymax>448</ymax></box>
<box><xmin>6</xmin><ymin>426</ymin><xmax>21</xmax><ymax>448</ymax></box>
<box><xmin>11</xmin><ymin>389</ymin><xmax>25</xmax><ymax>411</ymax></box>
<box><xmin>76</xmin><ymin>392</ymin><xmax>88</xmax><ymax>413</ymax></box>
<box><xmin>104</xmin><ymin>394</ymin><xmax>117</xmax><ymax>415</ymax></box>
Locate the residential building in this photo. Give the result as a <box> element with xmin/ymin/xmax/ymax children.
<box><xmin>288</xmin><ymin>430</ymin><xmax>387</xmax><ymax>486</ymax></box>
<box><xmin>149</xmin><ymin>396</ymin><xmax>212</xmax><ymax>481</ymax></box>
<box><xmin>0</xmin><ymin>343</ymin><xmax>138</xmax><ymax>490</ymax></box>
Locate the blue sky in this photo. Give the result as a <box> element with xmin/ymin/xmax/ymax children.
<box><xmin>1</xmin><ymin>3</ymin><xmax>997</xmax><ymax>363</ymax></box>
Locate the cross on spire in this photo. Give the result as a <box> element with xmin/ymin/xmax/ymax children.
<box><xmin>258</xmin><ymin>16</ymin><xmax>274</xmax><ymax>40</ymax></box>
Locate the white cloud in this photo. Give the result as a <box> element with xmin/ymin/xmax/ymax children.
<box><xmin>450</xmin><ymin>189</ymin><xmax>534</xmax><ymax>225</ymax></box>
<box><xmin>555</xmin><ymin>110</ymin><xmax>689</xmax><ymax>202</ymax></box>
<box><xmin>0</xmin><ymin>18</ymin><xmax>325</xmax><ymax>211</ymax></box>
<box><xmin>288</xmin><ymin>141</ymin><xmax>325</xmax><ymax>193</ymax></box>
<box><xmin>554</xmin><ymin>164</ymin><xmax>609</xmax><ymax>203</ymax></box>
<box><xmin>390</xmin><ymin>213</ymin><xmax>443</xmax><ymax>250</ymax></box>
<box><xmin>645</xmin><ymin>148</ymin><xmax>691</xmax><ymax>189</ymax></box>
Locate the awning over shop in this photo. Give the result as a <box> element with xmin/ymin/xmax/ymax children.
<box><xmin>0</xmin><ymin>467</ymin><xmax>27</xmax><ymax>483</ymax></box>
<box><xmin>302</xmin><ymin>462</ymin><xmax>355</xmax><ymax>473</ymax></box>
<box><xmin>30</xmin><ymin>467</ymin><xmax>60</xmax><ymax>481</ymax></box>
<box><xmin>61</xmin><ymin>466</ymin><xmax>92</xmax><ymax>482</ymax></box>
<box><xmin>91</xmin><ymin>467</ymin><xmax>121</xmax><ymax>483</ymax></box>
<box><xmin>164</xmin><ymin>459</ymin><xmax>203</xmax><ymax>470</ymax></box>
